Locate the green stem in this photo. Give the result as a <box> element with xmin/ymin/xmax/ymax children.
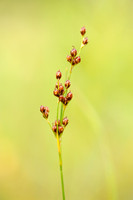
<box><xmin>56</xmin><ymin>80</ymin><xmax>65</xmax><ymax>200</ymax></box>
<box><xmin>57</xmin><ymin>140</ymin><xmax>65</xmax><ymax>200</ymax></box>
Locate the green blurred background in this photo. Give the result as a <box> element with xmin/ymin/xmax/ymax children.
<box><xmin>0</xmin><ymin>0</ymin><xmax>133</xmax><ymax>199</ymax></box>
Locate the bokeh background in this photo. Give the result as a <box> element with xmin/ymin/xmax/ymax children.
<box><xmin>0</xmin><ymin>0</ymin><xmax>133</xmax><ymax>199</ymax></box>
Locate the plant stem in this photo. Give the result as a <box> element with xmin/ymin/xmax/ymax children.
<box><xmin>57</xmin><ymin>80</ymin><xmax>65</xmax><ymax>200</ymax></box>
<box><xmin>56</xmin><ymin>136</ymin><xmax>65</xmax><ymax>200</ymax></box>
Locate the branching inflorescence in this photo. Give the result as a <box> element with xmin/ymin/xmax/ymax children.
<box><xmin>40</xmin><ymin>26</ymin><xmax>88</xmax><ymax>200</ymax></box>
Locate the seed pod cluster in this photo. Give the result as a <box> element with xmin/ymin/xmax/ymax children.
<box><xmin>53</xmin><ymin>70</ymin><xmax>73</xmax><ymax>106</ymax></box>
<box><xmin>66</xmin><ymin>48</ymin><xmax>81</xmax><ymax>66</ymax></box>
<box><xmin>40</xmin><ymin>105</ymin><xmax>49</xmax><ymax>119</ymax></box>
<box><xmin>52</xmin><ymin>117</ymin><xmax>69</xmax><ymax>135</ymax></box>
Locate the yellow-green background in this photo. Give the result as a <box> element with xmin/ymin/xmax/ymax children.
<box><xmin>0</xmin><ymin>0</ymin><xmax>133</xmax><ymax>199</ymax></box>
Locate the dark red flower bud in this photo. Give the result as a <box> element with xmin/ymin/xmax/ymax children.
<box><xmin>52</xmin><ymin>125</ymin><xmax>57</xmax><ymax>133</ymax></box>
<box><xmin>55</xmin><ymin>120</ymin><xmax>61</xmax><ymax>126</ymax></box>
<box><xmin>70</xmin><ymin>48</ymin><xmax>77</xmax><ymax>57</ymax></box>
<box><xmin>65</xmin><ymin>80</ymin><xmax>71</xmax><ymax>89</ymax></box>
<box><xmin>66</xmin><ymin>92</ymin><xmax>73</xmax><ymax>101</ymax></box>
<box><xmin>59</xmin><ymin>95</ymin><xmax>65</xmax><ymax>103</ymax></box>
<box><xmin>43</xmin><ymin>111</ymin><xmax>49</xmax><ymax>119</ymax></box>
<box><xmin>40</xmin><ymin>105</ymin><xmax>45</xmax><ymax>113</ymax></box>
<box><xmin>82</xmin><ymin>37</ymin><xmax>88</xmax><ymax>45</ymax></box>
<box><xmin>80</xmin><ymin>26</ymin><xmax>86</xmax><ymax>36</ymax></box>
<box><xmin>53</xmin><ymin>89</ymin><xmax>60</xmax><ymax>97</ymax></box>
<box><xmin>66</xmin><ymin>55</ymin><xmax>72</xmax><ymax>62</ymax></box>
<box><xmin>75</xmin><ymin>56</ymin><xmax>81</xmax><ymax>64</ymax></box>
<box><xmin>58</xmin><ymin>126</ymin><xmax>64</xmax><ymax>135</ymax></box>
<box><xmin>62</xmin><ymin>117</ymin><xmax>69</xmax><ymax>126</ymax></box>
<box><xmin>55</xmin><ymin>82</ymin><xmax>62</xmax><ymax>89</ymax></box>
<box><xmin>72</xmin><ymin>58</ymin><xmax>76</xmax><ymax>65</ymax></box>
<box><xmin>59</xmin><ymin>85</ymin><xmax>64</xmax><ymax>95</ymax></box>
<box><xmin>56</xmin><ymin>70</ymin><xmax>62</xmax><ymax>79</ymax></box>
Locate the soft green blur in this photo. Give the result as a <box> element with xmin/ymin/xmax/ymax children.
<box><xmin>0</xmin><ymin>0</ymin><xmax>133</xmax><ymax>199</ymax></box>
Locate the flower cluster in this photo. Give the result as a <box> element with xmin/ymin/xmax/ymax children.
<box><xmin>40</xmin><ymin>26</ymin><xmax>88</xmax><ymax>137</ymax></box>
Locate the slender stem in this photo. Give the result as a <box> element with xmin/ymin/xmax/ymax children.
<box><xmin>56</xmin><ymin>80</ymin><xmax>65</xmax><ymax>200</ymax></box>
<box><xmin>46</xmin><ymin>119</ymin><xmax>52</xmax><ymax>129</ymax></box>
<box><xmin>56</xmin><ymin>137</ymin><xmax>65</xmax><ymax>200</ymax></box>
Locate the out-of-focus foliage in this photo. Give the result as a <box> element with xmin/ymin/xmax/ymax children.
<box><xmin>0</xmin><ymin>0</ymin><xmax>133</xmax><ymax>199</ymax></box>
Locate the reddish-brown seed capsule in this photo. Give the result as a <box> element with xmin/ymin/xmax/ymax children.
<box><xmin>66</xmin><ymin>92</ymin><xmax>73</xmax><ymax>101</ymax></box>
<box><xmin>55</xmin><ymin>82</ymin><xmax>62</xmax><ymax>89</ymax></box>
<box><xmin>62</xmin><ymin>117</ymin><xmax>69</xmax><ymax>126</ymax></box>
<box><xmin>58</xmin><ymin>126</ymin><xmax>64</xmax><ymax>134</ymax></box>
<box><xmin>52</xmin><ymin>125</ymin><xmax>57</xmax><ymax>133</ymax></box>
<box><xmin>59</xmin><ymin>95</ymin><xmax>65</xmax><ymax>103</ymax></box>
<box><xmin>80</xmin><ymin>26</ymin><xmax>86</xmax><ymax>36</ymax></box>
<box><xmin>70</xmin><ymin>48</ymin><xmax>77</xmax><ymax>57</ymax></box>
<box><xmin>43</xmin><ymin>111</ymin><xmax>49</xmax><ymax>119</ymax></box>
<box><xmin>55</xmin><ymin>120</ymin><xmax>61</xmax><ymax>126</ymax></box>
<box><xmin>40</xmin><ymin>105</ymin><xmax>45</xmax><ymax>113</ymax></box>
<box><xmin>59</xmin><ymin>85</ymin><xmax>64</xmax><ymax>94</ymax></box>
<box><xmin>53</xmin><ymin>89</ymin><xmax>60</xmax><ymax>97</ymax></box>
<box><xmin>64</xmin><ymin>97</ymin><xmax>68</xmax><ymax>105</ymax></box>
<box><xmin>75</xmin><ymin>56</ymin><xmax>81</xmax><ymax>64</ymax></box>
<box><xmin>66</xmin><ymin>55</ymin><xmax>72</xmax><ymax>62</ymax></box>
<box><xmin>72</xmin><ymin>58</ymin><xmax>76</xmax><ymax>65</ymax></box>
<box><xmin>83</xmin><ymin>37</ymin><xmax>88</xmax><ymax>45</ymax></box>
<box><xmin>65</xmin><ymin>80</ymin><xmax>71</xmax><ymax>89</ymax></box>
<box><xmin>56</xmin><ymin>70</ymin><xmax>62</xmax><ymax>79</ymax></box>
<box><xmin>45</xmin><ymin>106</ymin><xmax>49</xmax><ymax>113</ymax></box>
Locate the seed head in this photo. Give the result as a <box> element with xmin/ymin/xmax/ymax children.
<box><xmin>80</xmin><ymin>26</ymin><xmax>86</xmax><ymax>36</ymax></box>
<box><xmin>83</xmin><ymin>37</ymin><xmax>88</xmax><ymax>45</ymax></box>
<box><xmin>70</xmin><ymin>48</ymin><xmax>77</xmax><ymax>57</ymax></box>
<box><xmin>53</xmin><ymin>89</ymin><xmax>60</xmax><ymax>97</ymax></box>
<box><xmin>52</xmin><ymin>125</ymin><xmax>57</xmax><ymax>133</ymax></box>
<box><xmin>58</xmin><ymin>126</ymin><xmax>64</xmax><ymax>135</ymax></box>
<box><xmin>62</xmin><ymin>117</ymin><xmax>69</xmax><ymax>126</ymax></box>
<box><xmin>66</xmin><ymin>92</ymin><xmax>73</xmax><ymax>101</ymax></box>
<box><xmin>55</xmin><ymin>120</ymin><xmax>61</xmax><ymax>126</ymax></box>
<box><xmin>65</xmin><ymin>80</ymin><xmax>71</xmax><ymax>89</ymax></box>
<box><xmin>56</xmin><ymin>70</ymin><xmax>62</xmax><ymax>79</ymax></box>
<box><xmin>75</xmin><ymin>56</ymin><xmax>81</xmax><ymax>64</ymax></box>
<box><xmin>66</xmin><ymin>55</ymin><xmax>72</xmax><ymax>62</ymax></box>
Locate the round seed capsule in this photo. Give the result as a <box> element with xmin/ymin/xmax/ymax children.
<box><xmin>70</xmin><ymin>48</ymin><xmax>77</xmax><ymax>57</ymax></box>
<box><xmin>55</xmin><ymin>120</ymin><xmax>61</xmax><ymax>126</ymax></box>
<box><xmin>65</xmin><ymin>80</ymin><xmax>71</xmax><ymax>89</ymax></box>
<box><xmin>43</xmin><ymin>111</ymin><xmax>49</xmax><ymax>119</ymax></box>
<box><xmin>58</xmin><ymin>126</ymin><xmax>64</xmax><ymax>134</ymax></box>
<box><xmin>75</xmin><ymin>56</ymin><xmax>81</xmax><ymax>64</ymax></box>
<box><xmin>59</xmin><ymin>95</ymin><xmax>65</xmax><ymax>103</ymax></box>
<box><xmin>59</xmin><ymin>85</ymin><xmax>64</xmax><ymax>94</ymax></box>
<box><xmin>40</xmin><ymin>105</ymin><xmax>45</xmax><ymax>113</ymax></box>
<box><xmin>66</xmin><ymin>92</ymin><xmax>73</xmax><ymax>101</ymax></box>
<box><xmin>80</xmin><ymin>26</ymin><xmax>86</xmax><ymax>36</ymax></box>
<box><xmin>53</xmin><ymin>89</ymin><xmax>60</xmax><ymax>97</ymax></box>
<box><xmin>56</xmin><ymin>70</ymin><xmax>62</xmax><ymax>79</ymax></box>
<box><xmin>62</xmin><ymin>117</ymin><xmax>69</xmax><ymax>126</ymax></box>
<box><xmin>66</xmin><ymin>55</ymin><xmax>72</xmax><ymax>62</ymax></box>
<box><xmin>83</xmin><ymin>37</ymin><xmax>88</xmax><ymax>45</ymax></box>
<box><xmin>52</xmin><ymin>125</ymin><xmax>57</xmax><ymax>133</ymax></box>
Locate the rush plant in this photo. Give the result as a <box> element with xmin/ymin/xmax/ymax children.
<box><xmin>40</xmin><ymin>26</ymin><xmax>88</xmax><ymax>200</ymax></box>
